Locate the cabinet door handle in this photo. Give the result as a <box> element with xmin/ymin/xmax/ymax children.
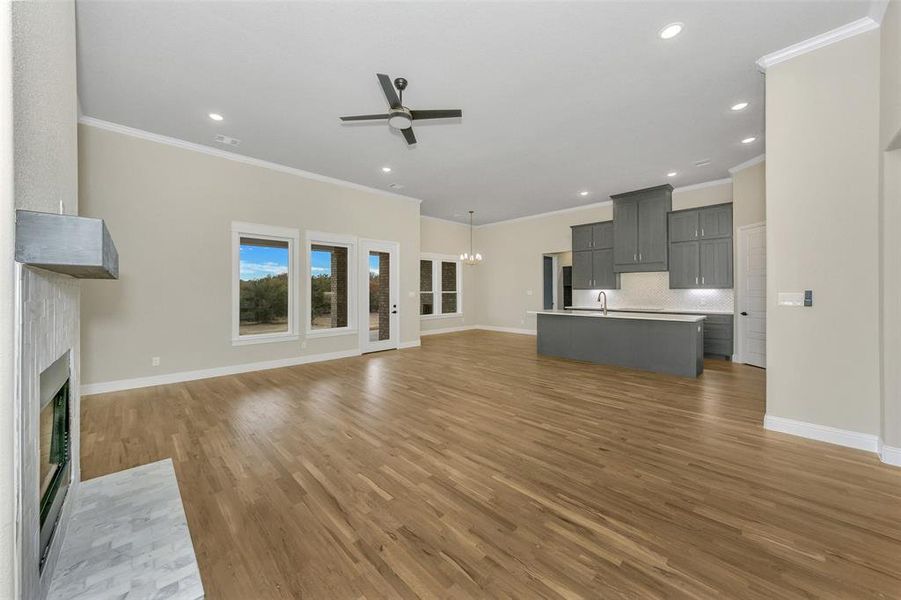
<box><xmin>701</xmin><ymin>276</ymin><xmax>705</xmax><ymax>284</ymax></box>
<box><xmin>639</xmin><ymin>253</ymin><xmax>642</xmax><ymax>261</ymax></box>
<box><xmin>701</xmin><ymin>228</ymin><xmax>705</xmax><ymax>236</ymax></box>
<box><xmin>695</xmin><ymin>276</ymin><xmax>699</xmax><ymax>285</ymax></box>
<box><xmin>633</xmin><ymin>253</ymin><xmax>637</xmax><ymax>261</ymax></box>
<box><xmin>695</xmin><ymin>229</ymin><xmax>698</xmax><ymax>238</ymax></box>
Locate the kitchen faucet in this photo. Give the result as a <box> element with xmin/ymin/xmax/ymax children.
<box><xmin>597</xmin><ymin>291</ymin><xmax>607</xmax><ymax>316</ymax></box>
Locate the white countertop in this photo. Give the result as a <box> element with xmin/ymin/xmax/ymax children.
<box><xmin>565</xmin><ymin>306</ymin><xmax>733</xmax><ymax>315</ymax></box>
<box><xmin>530</xmin><ymin>309</ymin><xmax>706</xmax><ymax>323</ymax></box>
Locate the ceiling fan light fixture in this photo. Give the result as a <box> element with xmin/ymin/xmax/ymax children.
<box><xmin>388</xmin><ymin>111</ymin><xmax>413</xmax><ymax>130</ymax></box>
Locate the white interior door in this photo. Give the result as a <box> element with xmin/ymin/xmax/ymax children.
<box><xmin>359</xmin><ymin>239</ymin><xmax>399</xmax><ymax>353</ymax></box>
<box><xmin>738</xmin><ymin>223</ymin><xmax>766</xmax><ymax>368</ymax></box>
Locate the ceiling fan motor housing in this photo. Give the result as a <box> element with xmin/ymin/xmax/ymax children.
<box><xmin>387</xmin><ymin>108</ymin><xmax>413</xmax><ymax>130</ymax></box>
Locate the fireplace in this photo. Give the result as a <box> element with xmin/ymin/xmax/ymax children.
<box><xmin>38</xmin><ymin>352</ymin><xmax>71</xmax><ymax>571</ymax></box>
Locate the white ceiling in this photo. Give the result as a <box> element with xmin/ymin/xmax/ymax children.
<box><xmin>75</xmin><ymin>1</ymin><xmax>869</xmax><ymax>224</ymax></box>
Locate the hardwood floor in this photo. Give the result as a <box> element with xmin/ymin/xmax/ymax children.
<box><xmin>81</xmin><ymin>331</ymin><xmax>901</xmax><ymax>599</ymax></box>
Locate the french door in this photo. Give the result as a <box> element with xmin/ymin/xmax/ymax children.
<box><xmin>359</xmin><ymin>239</ymin><xmax>399</xmax><ymax>353</ymax></box>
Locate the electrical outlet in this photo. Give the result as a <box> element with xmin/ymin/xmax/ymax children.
<box><xmin>526</xmin><ymin>289</ymin><xmax>533</xmax><ymax>296</ymax></box>
<box><xmin>151</xmin><ymin>356</ymin><xmax>160</xmax><ymax>367</ymax></box>
<box><xmin>301</xmin><ymin>341</ymin><xmax>307</xmax><ymax>349</ymax></box>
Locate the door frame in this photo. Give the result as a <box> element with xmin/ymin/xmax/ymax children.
<box><xmin>542</xmin><ymin>254</ymin><xmax>559</xmax><ymax>309</ymax></box>
<box><xmin>735</xmin><ymin>222</ymin><xmax>766</xmax><ymax>366</ymax></box>
<box><xmin>358</xmin><ymin>238</ymin><xmax>400</xmax><ymax>353</ymax></box>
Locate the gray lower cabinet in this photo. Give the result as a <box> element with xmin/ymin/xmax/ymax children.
<box><xmin>612</xmin><ymin>184</ymin><xmax>672</xmax><ymax>272</ymax></box>
<box><xmin>668</xmin><ymin>203</ymin><xmax>733</xmax><ymax>289</ymax></box>
<box><xmin>537</xmin><ymin>314</ymin><xmax>704</xmax><ymax>377</ymax></box>
<box><xmin>703</xmin><ymin>313</ymin><xmax>734</xmax><ymax>358</ymax></box>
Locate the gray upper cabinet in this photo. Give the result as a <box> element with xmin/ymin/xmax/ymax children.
<box><xmin>591</xmin><ymin>222</ymin><xmax>614</xmax><ymax>249</ymax></box>
<box><xmin>592</xmin><ymin>248</ymin><xmax>617</xmax><ymax>288</ymax></box>
<box><xmin>667</xmin><ymin>203</ymin><xmax>733</xmax><ymax>289</ymax></box>
<box><xmin>611</xmin><ymin>184</ymin><xmax>672</xmax><ymax>272</ymax></box>
<box><xmin>571</xmin><ymin>224</ymin><xmax>593</xmax><ymax>251</ymax></box>
<box><xmin>700</xmin><ymin>204</ymin><xmax>732</xmax><ymax>239</ymax></box>
<box><xmin>668</xmin><ymin>210</ymin><xmax>699</xmax><ymax>243</ymax></box>
<box><xmin>571</xmin><ymin>250</ymin><xmax>593</xmax><ymax>289</ymax></box>
<box><xmin>700</xmin><ymin>238</ymin><xmax>733</xmax><ymax>288</ymax></box>
<box><xmin>668</xmin><ymin>241</ymin><xmax>700</xmax><ymax>288</ymax></box>
<box><xmin>570</xmin><ymin>221</ymin><xmax>619</xmax><ymax>290</ymax></box>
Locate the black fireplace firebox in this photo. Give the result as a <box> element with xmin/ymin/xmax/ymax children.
<box><xmin>38</xmin><ymin>353</ymin><xmax>71</xmax><ymax>570</ymax></box>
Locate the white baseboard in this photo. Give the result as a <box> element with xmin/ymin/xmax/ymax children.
<box><xmin>398</xmin><ymin>340</ymin><xmax>421</xmax><ymax>349</ymax></box>
<box><xmin>476</xmin><ymin>325</ymin><xmax>537</xmax><ymax>336</ymax></box>
<box><xmin>81</xmin><ymin>348</ymin><xmax>362</xmax><ymax>395</ymax></box>
<box><xmin>420</xmin><ymin>325</ymin><xmax>476</xmax><ymax>336</ymax></box>
<box><xmin>763</xmin><ymin>414</ymin><xmax>880</xmax><ymax>453</ymax></box>
<box><xmin>880</xmin><ymin>443</ymin><xmax>901</xmax><ymax>467</ymax></box>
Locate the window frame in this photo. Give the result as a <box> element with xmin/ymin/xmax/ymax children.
<box><xmin>231</xmin><ymin>221</ymin><xmax>300</xmax><ymax>346</ymax></box>
<box><xmin>305</xmin><ymin>230</ymin><xmax>358</xmax><ymax>338</ymax></box>
<box><xmin>420</xmin><ymin>253</ymin><xmax>463</xmax><ymax>320</ymax></box>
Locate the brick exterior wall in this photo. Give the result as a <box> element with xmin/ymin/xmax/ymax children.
<box><xmin>331</xmin><ymin>246</ymin><xmax>348</xmax><ymax>328</ymax></box>
<box><xmin>441</xmin><ymin>261</ymin><xmax>457</xmax><ymax>313</ymax></box>
<box><xmin>419</xmin><ymin>259</ymin><xmax>433</xmax><ymax>315</ymax></box>
<box><xmin>378</xmin><ymin>252</ymin><xmax>391</xmax><ymax>340</ymax></box>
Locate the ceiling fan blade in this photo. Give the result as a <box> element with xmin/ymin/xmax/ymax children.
<box><xmin>339</xmin><ymin>114</ymin><xmax>390</xmax><ymax>121</ymax></box>
<box><xmin>377</xmin><ymin>73</ymin><xmax>401</xmax><ymax>109</ymax></box>
<box><xmin>401</xmin><ymin>127</ymin><xmax>416</xmax><ymax>145</ymax></box>
<box><xmin>410</xmin><ymin>109</ymin><xmax>463</xmax><ymax>120</ymax></box>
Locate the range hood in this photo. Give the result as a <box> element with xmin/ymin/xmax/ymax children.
<box><xmin>15</xmin><ymin>210</ymin><xmax>119</xmax><ymax>279</ymax></box>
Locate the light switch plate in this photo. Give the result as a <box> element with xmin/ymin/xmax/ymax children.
<box><xmin>778</xmin><ymin>292</ymin><xmax>804</xmax><ymax>307</ymax></box>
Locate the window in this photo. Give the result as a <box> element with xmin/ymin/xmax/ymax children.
<box><xmin>232</xmin><ymin>222</ymin><xmax>299</xmax><ymax>345</ymax></box>
<box><xmin>420</xmin><ymin>254</ymin><xmax>462</xmax><ymax>318</ymax></box>
<box><xmin>306</xmin><ymin>231</ymin><xmax>356</xmax><ymax>336</ymax></box>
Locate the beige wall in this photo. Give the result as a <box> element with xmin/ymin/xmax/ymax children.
<box><xmin>472</xmin><ymin>180</ymin><xmax>734</xmax><ymax>331</ymax></box>
<box><xmin>881</xmin><ymin>0</ymin><xmax>901</xmax><ymax>448</ymax></box>
<box><xmin>79</xmin><ymin>124</ymin><xmax>421</xmax><ymax>386</ymax></box>
<box><xmin>765</xmin><ymin>31</ymin><xmax>882</xmax><ymax>435</ymax></box>
<box><xmin>419</xmin><ymin>216</ymin><xmax>478</xmax><ymax>331</ymax></box>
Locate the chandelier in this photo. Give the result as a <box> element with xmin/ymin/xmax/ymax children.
<box><xmin>460</xmin><ymin>210</ymin><xmax>482</xmax><ymax>265</ymax></box>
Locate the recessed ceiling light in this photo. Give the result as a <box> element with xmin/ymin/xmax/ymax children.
<box><xmin>731</xmin><ymin>102</ymin><xmax>749</xmax><ymax>111</ymax></box>
<box><xmin>381</xmin><ymin>166</ymin><xmax>392</xmax><ymax>173</ymax></box>
<box><xmin>659</xmin><ymin>22</ymin><xmax>684</xmax><ymax>40</ymax></box>
<box><xmin>741</xmin><ymin>136</ymin><xmax>757</xmax><ymax>144</ymax></box>
<box><xmin>208</xmin><ymin>113</ymin><xmax>224</xmax><ymax>121</ymax></box>
<box><xmin>579</xmin><ymin>191</ymin><xmax>589</xmax><ymax>196</ymax></box>
<box><xmin>667</xmin><ymin>171</ymin><xmax>677</xmax><ymax>177</ymax></box>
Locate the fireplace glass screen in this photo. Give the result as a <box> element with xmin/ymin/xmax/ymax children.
<box><xmin>38</xmin><ymin>352</ymin><xmax>71</xmax><ymax>570</ymax></box>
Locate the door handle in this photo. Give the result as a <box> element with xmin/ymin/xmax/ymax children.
<box><xmin>740</xmin><ymin>311</ymin><xmax>748</xmax><ymax>316</ymax></box>
<box><xmin>391</xmin><ymin>310</ymin><xmax>397</xmax><ymax>314</ymax></box>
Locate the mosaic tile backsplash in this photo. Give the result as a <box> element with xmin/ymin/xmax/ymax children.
<box><xmin>571</xmin><ymin>272</ymin><xmax>734</xmax><ymax>313</ymax></box>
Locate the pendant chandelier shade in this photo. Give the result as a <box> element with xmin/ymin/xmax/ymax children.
<box><xmin>460</xmin><ymin>210</ymin><xmax>482</xmax><ymax>265</ymax></box>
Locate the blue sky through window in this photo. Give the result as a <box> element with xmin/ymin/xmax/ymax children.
<box><xmin>311</xmin><ymin>250</ymin><xmax>332</xmax><ymax>277</ymax></box>
<box><xmin>369</xmin><ymin>254</ymin><xmax>379</xmax><ymax>276</ymax></box>
<box><xmin>240</xmin><ymin>243</ymin><xmax>288</xmax><ymax>281</ymax></box>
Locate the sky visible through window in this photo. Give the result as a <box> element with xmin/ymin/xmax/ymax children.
<box><xmin>369</xmin><ymin>254</ymin><xmax>379</xmax><ymax>276</ymax></box>
<box><xmin>240</xmin><ymin>244</ymin><xmax>289</xmax><ymax>280</ymax></box>
<box><xmin>310</xmin><ymin>249</ymin><xmax>332</xmax><ymax>277</ymax></box>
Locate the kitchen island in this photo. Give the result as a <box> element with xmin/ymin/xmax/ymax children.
<box><xmin>529</xmin><ymin>309</ymin><xmax>706</xmax><ymax>377</ymax></box>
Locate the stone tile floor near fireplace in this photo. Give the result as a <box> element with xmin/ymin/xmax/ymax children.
<box><xmin>47</xmin><ymin>459</ymin><xmax>203</xmax><ymax>600</ymax></box>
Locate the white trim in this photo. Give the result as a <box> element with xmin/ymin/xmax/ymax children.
<box><xmin>359</xmin><ymin>239</ymin><xmax>401</xmax><ymax>353</ymax></box>
<box><xmin>476</xmin><ymin>200</ymin><xmax>613</xmax><ymax>229</ymax></box>
<box><xmin>81</xmin><ymin>348</ymin><xmax>362</xmax><ymax>395</ymax></box>
<box><xmin>763</xmin><ymin>414</ymin><xmax>880</xmax><ymax>453</ymax></box>
<box><xmin>79</xmin><ymin>117</ymin><xmax>423</xmax><ymax>206</ymax></box>
<box><xmin>869</xmin><ymin>0</ymin><xmax>890</xmax><ymax>24</ymax></box>
<box><xmin>476</xmin><ymin>325</ymin><xmax>537</xmax><ymax>336</ymax></box>
<box><xmin>398</xmin><ymin>340</ymin><xmax>421</xmax><ymax>349</ymax></box>
<box><xmin>419</xmin><ymin>254</ymin><xmax>463</xmax><ymax>319</ymax></box>
<box><xmin>672</xmin><ymin>178</ymin><xmax>732</xmax><ymax>194</ymax></box>
<box><xmin>231</xmin><ymin>222</ymin><xmax>300</xmax><ymax>345</ymax></box>
<box><xmin>728</xmin><ymin>154</ymin><xmax>766</xmax><ymax>175</ymax></box>
<box><xmin>305</xmin><ymin>230</ymin><xmax>357</xmax><ymax>338</ymax></box>
<box><xmin>756</xmin><ymin>17</ymin><xmax>879</xmax><ymax>72</ymax></box>
<box><xmin>880</xmin><ymin>443</ymin><xmax>901</xmax><ymax>467</ymax></box>
<box><xmin>420</xmin><ymin>325</ymin><xmax>476</xmax><ymax>336</ymax></box>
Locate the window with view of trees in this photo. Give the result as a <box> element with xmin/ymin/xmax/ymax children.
<box><xmin>420</xmin><ymin>255</ymin><xmax>461</xmax><ymax>317</ymax></box>
<box><xmin>310</xmin><ymin>244</ymin><xmax>349</xmax><ymax>331</ymax></box>
<box><xmin>232</xmin><ymin>223</ymin><xmax>298</xmax><ymax>344</ymax></box>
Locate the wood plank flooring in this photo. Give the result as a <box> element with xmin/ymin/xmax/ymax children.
<box><xmin>81</xmin><ymin>331</ymin><xmax>901</xmax><ymax>599</ymax></box>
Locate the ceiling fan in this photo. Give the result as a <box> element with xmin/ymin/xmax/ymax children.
<box><xmin>340</xmin><ymin>74</ymin><xmax>462</xmax><ymax>145</ymax></box>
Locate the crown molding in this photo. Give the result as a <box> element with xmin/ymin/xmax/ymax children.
<box><xmin>756</xmin><ymin>17</ymin><xmax>879</xmax><ymax>72</ymax></box>
<box><xmin>475</xmin><ymin>199</ymin><xmax>613</xmax><ymax>229</ymax></box>
<box><xmin>728</xmin><ymin>154</ymin><xmax>765</xmax><ymax>174</ymax></box>
<box><xmin>672</xmin><ymin>178</ymin><xmax>732</xmax><ymax>194</ymax></box>
<box><xmin>869</xmin><ymin>0</ymin><xmax>890</xmax><ymax>24</ymax></box>
<box><xmin>78</xmin><ymin>116</ymin><xmax>424</xmax><ymax>206</ymax></box>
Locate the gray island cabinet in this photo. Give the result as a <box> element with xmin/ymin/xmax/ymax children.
<box><xmin>530</xmin><ymin>310</ymin><xmax>705</xmax><ymax>377</ymax></box>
